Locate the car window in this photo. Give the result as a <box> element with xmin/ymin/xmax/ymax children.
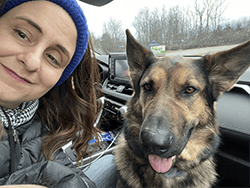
<box><xmin>78</xmin><ymin>0</ymin><xmax>250</xmax><ymax>82</ymax></box>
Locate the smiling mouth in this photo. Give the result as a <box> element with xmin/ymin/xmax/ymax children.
<box><xmin>2</xmin><ymin>64</ymin><xmax>31</xmax><ymax>84</ymax></box>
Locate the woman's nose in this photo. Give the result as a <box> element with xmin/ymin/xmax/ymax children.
<box><xmin>18</xmin><ymin>46</ymin><xmax>43</xmax><ymax>72</ymax></box>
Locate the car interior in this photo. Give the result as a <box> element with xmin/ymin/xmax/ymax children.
<box><xmin>62</xmin><ymin>51</ymin><xmax>250</xmax><ymax>187</ymax></box>
<box><xmin>62</xmin><ymin>0</ymin><xmax>250</xmax><ymax>187</ymax></box>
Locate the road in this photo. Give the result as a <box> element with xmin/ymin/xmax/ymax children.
<box><xmin>163</xmin><ymin>43</ymin><xmax>250</xmax><ymax>82</ymax></box>
<box><xmin>164</xmin><ymin>44</ymin><xmax>240</xmax><ymax>56</ymax></box>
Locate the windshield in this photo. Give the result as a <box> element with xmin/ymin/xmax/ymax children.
<box><xmin>78</xmin><ymin>0</ymin><xmax>250</xmax><ymax>82</ymax></box>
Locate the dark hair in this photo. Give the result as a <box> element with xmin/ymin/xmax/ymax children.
<box><xmin>39</xmin><ymin>34</ymin><xmax>102</xmax><ymax>162</ymax></box>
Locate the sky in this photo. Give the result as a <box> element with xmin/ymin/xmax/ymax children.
<box><xmin>77</xmin><ymin>0</ymin><xmax>250</xmax><ymax>37</ymax></box>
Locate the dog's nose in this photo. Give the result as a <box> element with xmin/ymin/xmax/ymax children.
<box><xmin>140</xmin><ymin>127</ymin><xmax>175</xmax><ymax>155</ymax></box>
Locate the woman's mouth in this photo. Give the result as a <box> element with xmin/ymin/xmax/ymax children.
<box><xmin>2</xmin><ymin>64</ymin><xmax>31</xmax><ymax>84</ymax></box>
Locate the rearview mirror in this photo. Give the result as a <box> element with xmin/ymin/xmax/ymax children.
<box><xmin>78</xmin><ymin>0</ymin><xmax>113</xmax><ymax>6</ymax></box>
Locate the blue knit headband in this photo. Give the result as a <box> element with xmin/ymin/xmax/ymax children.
<box><xmin>2</xmin><ymin>0</ymin><xmax>89</xmax><ymax>86</ymax></box>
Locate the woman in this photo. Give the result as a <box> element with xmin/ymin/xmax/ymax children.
<box><xmin>0</xmin><ymin>0</ymin><xmax>115</xmax><ymax>187</ymax></box>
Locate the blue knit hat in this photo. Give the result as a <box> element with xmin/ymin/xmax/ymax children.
<box><xmin>1</xmin><ymin>0</ymin><xmax>89</xmax><ymax>86</ymax></box>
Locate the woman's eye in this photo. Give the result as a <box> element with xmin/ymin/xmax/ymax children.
<box><xmin>46</xmin><ymin>53</ymin><xmax>60</xmax><ymax>66</ymax></box>
<box><xmin>13</xmin><ymin>29</ymin><xmax>29</xmax><ymax>41</ymax></box>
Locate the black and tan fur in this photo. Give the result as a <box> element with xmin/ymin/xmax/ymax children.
<box><xmin>114</xmin><ymin>30</ymin><xmax>250</xmax><ymax>188</ymax></box>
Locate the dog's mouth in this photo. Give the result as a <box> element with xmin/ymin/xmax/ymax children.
<box><xmin>148</xmin><ymin>155</ymin><xmax>176</xmax><ymax>173</ymax></box>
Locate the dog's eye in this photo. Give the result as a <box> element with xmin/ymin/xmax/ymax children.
<box><xmin>185</xmin><ymin>86</ymin><xmax>196</xmax><ymax>94</ymax></box>
<box><xmin>143</xmin><ymin>84</ymin><xmax>153</xmax><ymax>92</ymax></box>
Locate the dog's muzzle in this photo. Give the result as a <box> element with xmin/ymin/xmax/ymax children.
<box><xmin>140</xmin><ymin>124</ymin><xmax>175</xmax><ymax>155</ymax></box>
<box><xmin>140</xmin><ymin>115</ymin><xmax>175</xmax><ymax>156</ymax></box>
<box><xmin>139</xmin><ymin>115</ymin><xmax>192</xmax><ymax>174</ymax></box>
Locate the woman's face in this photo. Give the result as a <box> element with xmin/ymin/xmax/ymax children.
<box><xmin>0</xmin><ymin>1</ymin><xmax>77</xmax><ymax>109</ymax></box>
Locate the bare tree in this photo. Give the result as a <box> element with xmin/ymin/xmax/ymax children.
<box><xmin>133</xmin><ymin>7</ymin><xmax>151</xmax><ymax>46</ymax></box>
<box><xmin>150</xmin><ymin>8</ymin><xmax>162</xmax><ymax>45</ymax></box>
<box><xmin>133</xmin><ymin>6</ymin><xmax>169</xmax><ymax>48</ymax></box>
<box><xmin>101</xmin><ymin>17</ymin><xmax>125</xmax><ymax>53</ymax></box>
<box><xmin>166</xmin><ymin>6</ymin><xmax>186</xmax><ymax>47</ymax></box>
<box><xmin>239</xmin><ymin>17</ymin><xmax>250</xmax><ymax>28</ymax></box>
<box><xmin>210</xmin><ymin>0</ymin><xmax>227</xmax><ymax>30</ymax></box>
<box><xmin>159</xmin><ymin>6</ymin><xmax>169</xmax><ymax>44</ymax></box>
<box><xmin>103</xmin><ymin>17</ymin><xmax>124</xmax><ymax>44</ymax></box>
<box><xmin>130</xmin><ymin>0</ymin><xmax>249</xmax><ymax>51</ymax></box>
<box><xmin>193</xmin><ymin>0</ymin><xmax>227</xmax><ymax>33</ymax></box>
<box><xmin>194</xmin><ymin>0</ymin><xmax>206</xmax><ymax>34</ymax></box>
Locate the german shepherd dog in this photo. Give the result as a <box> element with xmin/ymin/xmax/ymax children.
<box><xmin>114</xmin><ymin>29</ymin><xmax>250</xmax><ymax>188</ymax></box>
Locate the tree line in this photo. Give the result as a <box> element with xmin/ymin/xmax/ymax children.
<box><xmin>92</xmin><ymin>0</ymin><xmax>250</xmax><ymax>54</ymax></box>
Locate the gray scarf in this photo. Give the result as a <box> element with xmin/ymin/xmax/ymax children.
<box><xmin>0</xmin><ymin>99</ymin><xmax>39</xmax><ymax>129</ymax></box>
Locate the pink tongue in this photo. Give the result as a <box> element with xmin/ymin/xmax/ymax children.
<box><xmin>148</xmin><ymin>155</ymin><xmax>172</xmax><ymax>173</ymax></box>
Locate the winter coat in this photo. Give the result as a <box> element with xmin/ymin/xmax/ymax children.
<box><xmin>0</xmin><ymin>114</ymin><xmax>96</xmax><ymax>188</ymax></box>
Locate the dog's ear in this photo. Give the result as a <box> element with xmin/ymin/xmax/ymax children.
<box><xmin>205</xmin><ymin>40</ymin><xmax>250</xmax><ymax>100</ymax></box>
<box><xmin>126</xmin><ymin>29</ymin><xmax>154</xmax><ymax>83</ymax></box>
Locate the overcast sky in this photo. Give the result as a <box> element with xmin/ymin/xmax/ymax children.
<box><xmin>78</xmin><ymin>0</ymin><xmax>250</xmax><ymax>37</ymax></box>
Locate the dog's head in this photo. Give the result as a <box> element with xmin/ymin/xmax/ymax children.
<box><xmin>125</xmin><ymin>29</ymin><xmax>250</xmax><ymax>176</ymax></box>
